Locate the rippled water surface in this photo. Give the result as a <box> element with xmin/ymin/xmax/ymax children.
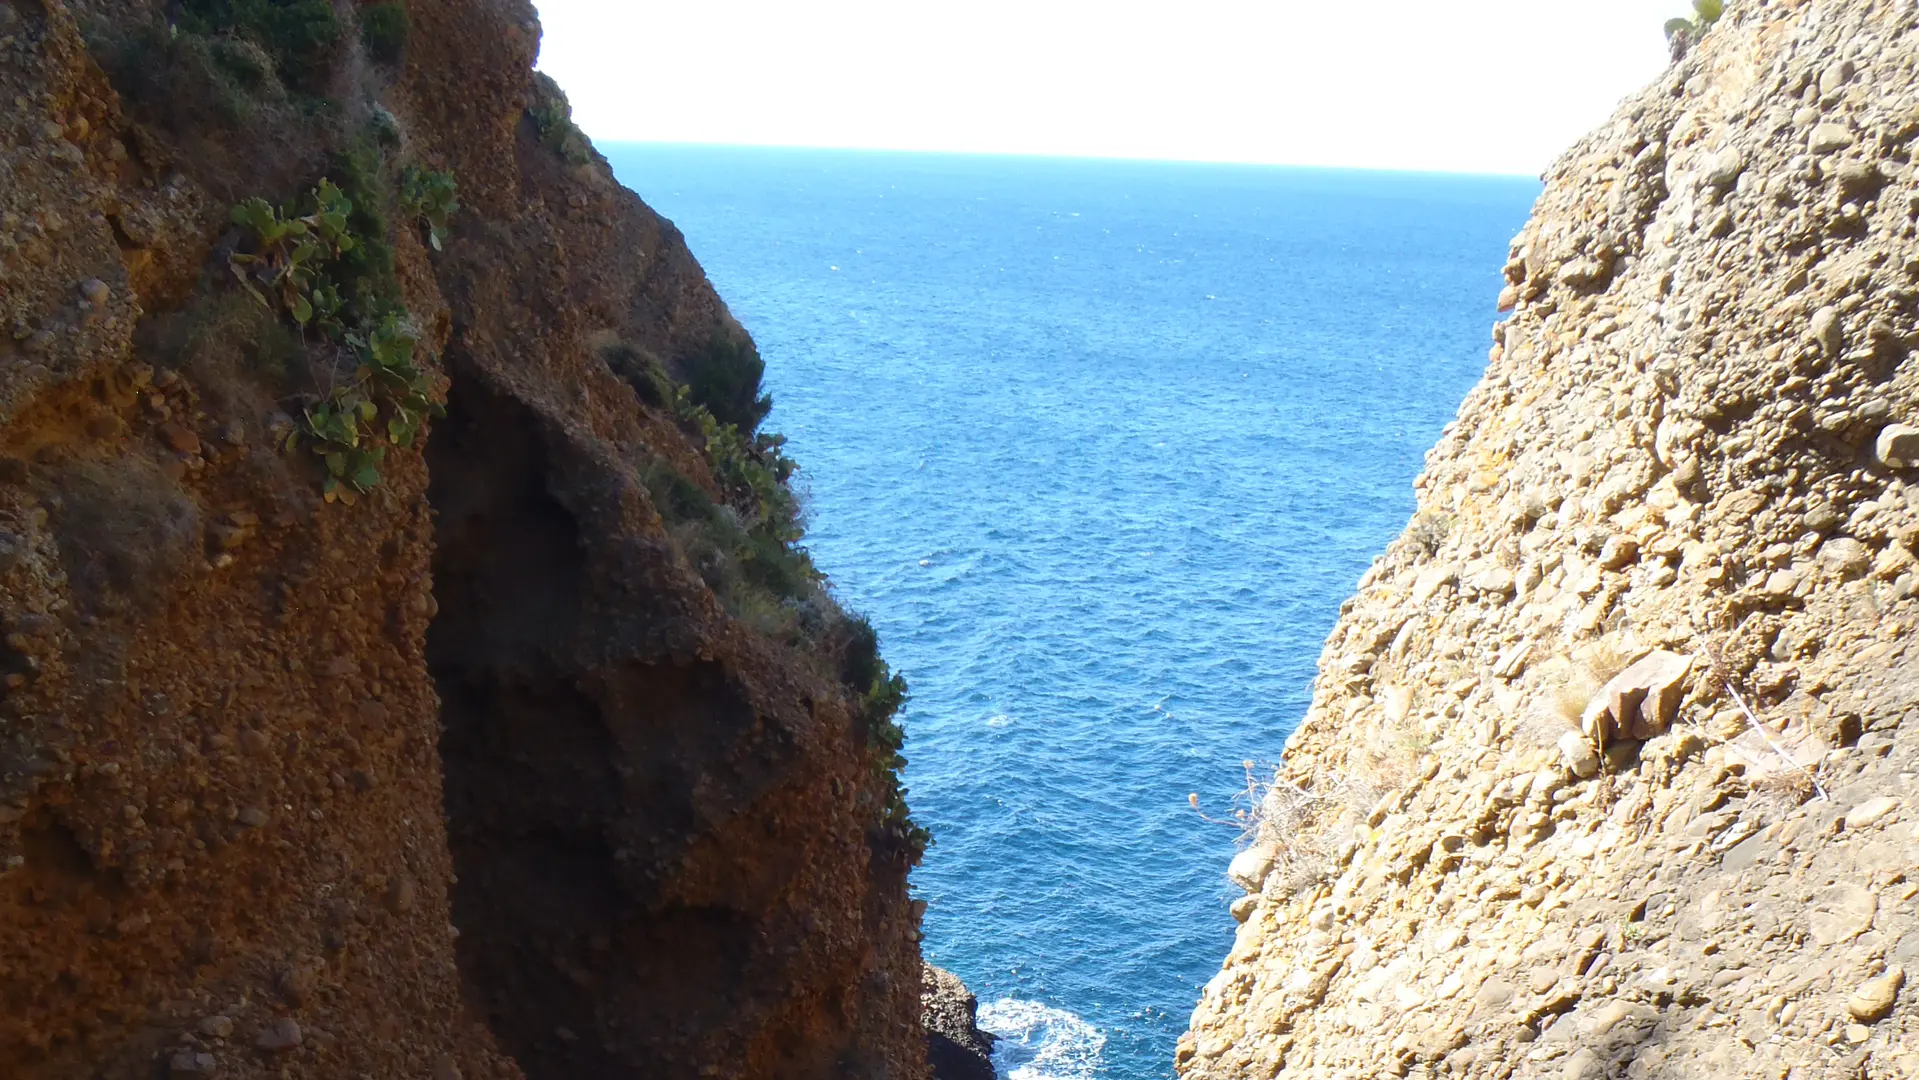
<box><xmin>603</xmin><ymin>145</ymin><xmax>1537</xmax><ymax>1078</ymax></box>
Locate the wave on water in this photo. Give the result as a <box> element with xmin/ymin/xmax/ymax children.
<box><xmin>978</xmin><ymin>998</ymin><xmax>1107</xmax><ymax>1080</ymax></box>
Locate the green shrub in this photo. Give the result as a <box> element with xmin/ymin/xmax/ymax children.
<box><xmin>175</xmin><ymin>0</ymin><xmax>343</xmax><ymax>91</ymax></box>
<box><xmin>835</xmin><ymin>614</ymin><xmax>926</xmax><ymax>856</ymax></box>
<box><xmin>621</xmin><ymin>337</ymin><xmax>925</xmax><ymax>858</ymax></box>
<box><xmin>327</xmin><ymin>137</ymin><xmax>402</xmax><ymax>316</ymax></box>
<box><xmin>599</xmin><ymin>341</ymin><xmax>678</xmax><ymax>408</ymax></box>
<box><xmin>284</xmin><ymin>313</ymin><xmax>442</xmax><ymax>501</ymax></box>
<box><xmin>678</xmin><ymin>325</ymin><xmax>772</xmax><ymax>434</ymax></box>
<box><xmin>86</xmin><ymin>18</ymin><xmax>278</xmax><ymax>128</ymax></box>
<box><xmin>360</xmin><ymin>1</ymin><xmax>408</xmax><ymax>64</ymax></box>
<box><xmin>529</xmin><ymin>72</ymin><xmax>595</xmax><ymax>166</ymax></box>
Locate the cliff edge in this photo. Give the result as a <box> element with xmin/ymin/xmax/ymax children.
<box><xmin>0</xmin><ymin>1</ymin><xmax>935</xmax><ymax>1078</ymax></box>
<box><xmin>1182</xmin><ymin>2</ymin><xmax>1919</xmax><ymax>1078</ymax></box>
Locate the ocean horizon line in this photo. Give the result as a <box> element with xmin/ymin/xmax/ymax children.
<box><xmin>595</xmin><ymin>139</ymin><xmax>1547</xmax><ymax>184</ymax></box>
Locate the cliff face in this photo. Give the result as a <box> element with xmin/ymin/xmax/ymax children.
<box><xmin>1182</xmin><ymin>2</ymin><xmax>1919</xmax><ymax>1078</ymax></box>
<box><xmin>0</xmin><ymin>2</ymin><xmax>931</xmax><ymax>1078</ymax></box>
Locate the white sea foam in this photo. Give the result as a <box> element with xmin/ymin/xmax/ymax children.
<box><xmin>977</xmin><ymin>998</ymin><xmax>1106</xmax><ymax>1080</ymax></box>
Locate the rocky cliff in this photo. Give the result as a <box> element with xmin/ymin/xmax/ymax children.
<box><xmin>0</xmin><ymin>1</ymin><xmax>944</xmax><ymax>1078</ymax></box>
<box><xmin>1181</xmin><ymin>1</ymin><xmax>1919</xmax><ymax>1078</ymax></box>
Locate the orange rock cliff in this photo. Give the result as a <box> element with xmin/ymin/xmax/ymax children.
<box><xmin>0</xmin><ymin>1</ymin><xmax>979</xmax><ymax>1077</ymax></box>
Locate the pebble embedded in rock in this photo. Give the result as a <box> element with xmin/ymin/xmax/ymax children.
<box><xmin>1877</xmin><ymin>424</ymin><xmax>1919</xmax><ymax>469</ymax></box>
<box><xmin>197</xmin><ymin>1015</ymin><xmax>233</xmax><ymax>1038</ymax></box>
<box><xmin>1819</xmin><ymin>60</ymin><xmax>1855</xmax><ymax>95</ymax></box>
<box><xmin>1229</xmin><ymin>894</ymin><xmax>1259</xmax><ymax>923</ymax></box>
<box><xmin>388</xmin><ymin>875</ymin><xmax>418</xmax><ymax>913</ymax></box>
<box><xmin>1848</xmin><ymin>966</ymin><xmax>1904</xmax><ymax>1023</ymax></box>
<box><xmin>432</xmin><ymin>1057</ymin><xmax>464</xmax><ymax>1080</ymax></box>
<box><xmin>1581</xmin><ymin>650</ymin><xmax>1692</xmax><ymax>741</ymax></box>
<box><xmin>236</xmin><ymin>807</ymin><xmax>269</xmax><ymax>829</ymax></box>
<box><xmin>1562</xmin><ymin>1047</ymin><xmax>1603</xmax><ymax>1080</ymax></box>
<box><xmin>1810</xmin><ymin>305</ymin><xmax>1843</xmax><ymax>353</ymax></box>
<box><xmin>1835</xmin><ymin>160</ymin><xmax>1882</xmax><ymax>195</ymax></box>
<box><xmin>254</xmin><ymin>1017</ymin><xmax>302</xmax><ymax>1052</ymax></box>
<box><xmin>158</xmin><ymin>422</ymin><xmax>201</xmax><ymax>456</ymax></box>
<box><xmin>1701</xmin><ymin>147</ymin><xmax>1744</xmax><ymax>190</ymax></box>
<box><xmin>1809</xmin><ymin>123</ymin><xmax>1855</xmax><ymax>154</ymax></box>
<box><xmin>79</xmin><ymin>278</ymin><xmax>108</xmax><ymax>309</ymax></box>
<box><xmin>1557</xmin><ymin>730</ymin><xmax>1601</xmax><ymax>778</ymax></box>
<box><xmin>1843</xmin><ymin>796</ymin><xmax>1900</xmax><ymax>831</ymax></box>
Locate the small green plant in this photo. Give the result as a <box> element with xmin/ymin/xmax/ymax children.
<box><xmin>360</xmin><ymin>1</ymin><xmax>408</xmax><ymax>65</ymax></box>
<box><xmin>229</xmin><ymin>172</ymin><xmax>444</xmax><ymax>501</ymax></box>
<box><xmin>1665</xmin><ymin>0</ymin><xmax>1723</xmax><ymax>41</ymax></box>
<box><xmin>283</xmin><ymin>314</ymin><xmax>443</xmax><ymax>502</ymax></box>
<box><xmin>399</xmin><ymin>166</ymin><xmax>459</xmax><ymax>251</ymax></box>
<box><xmin>598</xmin><ymin>340</ymin><xmax>678</xmax><ymax>408</ymax></box>
<box><xmin>227</xmin><ymin>179</ymin><xmax>359</xmax><ymax>332</ymax></box>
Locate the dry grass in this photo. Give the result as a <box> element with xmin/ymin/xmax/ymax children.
<box><xmin>54</xmin><ymin>456</ymin><xmax>203</xmax><ymax>611</ymax></box>
<box><xmin>1193</xmin><ymin>761</ymin><xmax>1378</xmax><ymax>899</ymax></box>
<box><xmin>141</xmin><ymin>290</ymin><xmax>306</xmax><ymax>421</ymax></box>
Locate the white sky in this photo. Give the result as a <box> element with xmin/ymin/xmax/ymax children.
<box><xmin>532</xmin><ymin>1</ymin><xmax>1684</xmax><ymax>177</ymax></box>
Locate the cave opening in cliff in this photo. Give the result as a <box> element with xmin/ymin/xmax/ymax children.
<box><xmin>424</xmin><ymin>373</ymin><xmax>777</xmax><ymax>1079</ymax></box>
<box><xmin>423</xmin><ymin>373</ymin><xmax>631</xmax><ymax>1078</ymax></box>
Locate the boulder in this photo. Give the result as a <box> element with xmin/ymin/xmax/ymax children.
<box><xmin>923</xmin><ymin>965</ymin><xmax>997</xmax><ymax>1080</ymax></box>
<box><xmin>1580</xmin><ymin>651</ymin><xmax>1693</xmax><ymax>742</ymax></box>
<box><xmin>1228</xmin><ymin>843</ymin><xmax>1276</xmax><ymax>893</ymax></box>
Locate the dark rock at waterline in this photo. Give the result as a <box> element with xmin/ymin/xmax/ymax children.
<box><xmin>923</xmin><ymin>964</ymin><xmax>997</xmax><ymax>1080</ymax></box>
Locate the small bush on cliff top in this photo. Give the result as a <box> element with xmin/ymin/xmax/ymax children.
<box><xmin>530</xmin><ymin>72</ymin><xmax>595</xmax><ymax>166</ymax></box>
<box><xmin>360</xmin><ymin>1</ymin><xmax>409</xmax><ymax>65</ymax></box>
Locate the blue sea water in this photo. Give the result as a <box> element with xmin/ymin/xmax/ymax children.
<box><xmin>602</xmin><ymin>146</ymin><xmax>1538</xmax><ymax>1079</ymax></box>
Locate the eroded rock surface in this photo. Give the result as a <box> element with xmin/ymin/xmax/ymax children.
<box><xmin>1181</xmin><ymin>2</ymin><xmax>1919</xmax><ymax>1078</ymax></box>
<box><xmin>923</xmin><ymin>964</ymin><xmax>998</xmax><ymax>1080</ymax></box>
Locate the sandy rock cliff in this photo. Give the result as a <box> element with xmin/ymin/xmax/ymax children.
<box><xmin>0</xmin><ymin>1</ymin><xmax>945</xmax><ymax>1078</ymax></box>
<box><xmin>1182</xmin><ymin>1</ymin><xmax>1919</xmax><ymax>1078</ymax></box>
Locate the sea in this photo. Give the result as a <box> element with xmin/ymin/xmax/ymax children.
<box><xmin>601</xmin><ymin>145</ymin><xmax>1539</xmax><ymax>1080</ymax></box>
